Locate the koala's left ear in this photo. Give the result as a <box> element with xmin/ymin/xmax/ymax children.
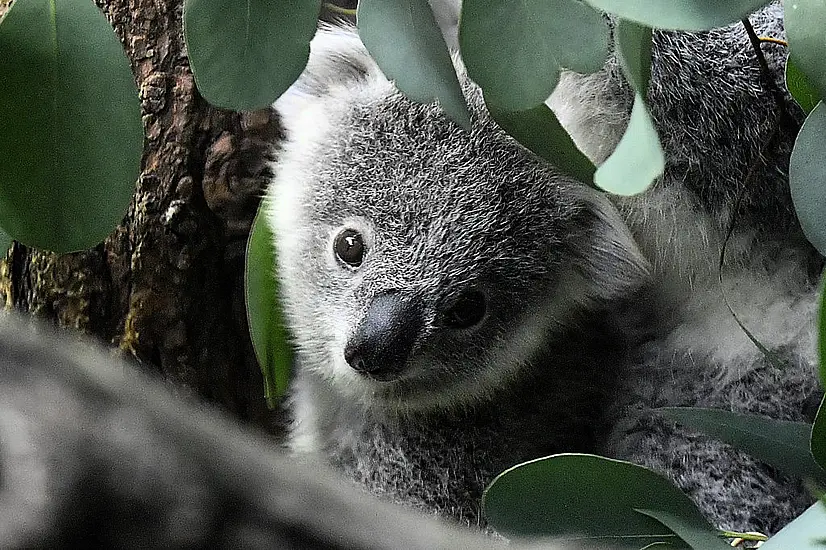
<box><xmin>570</xmin><ymin>188</ymin><xmax>651</xmax><ymax>302</ymax></box>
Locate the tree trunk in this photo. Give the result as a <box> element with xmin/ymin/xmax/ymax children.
<box><xmin>0</xmin><ymin>0</ymin><xmax>283</xmax><ymax>433</ymax></box>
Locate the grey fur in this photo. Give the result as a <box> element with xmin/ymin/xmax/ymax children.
<box><xmin>268</xmin><ymin>3</ymin><xmax>822</xmax><ymax>536</ymax></box>
<box><xmin>0</xmin><ymin>314</ymin><xmax>529</xmax><ymax>549</ymax></box>
<box><xmin>583</xmin><ymin>4</ymin><xmax>822</xmax><ymax>534</ymax></box>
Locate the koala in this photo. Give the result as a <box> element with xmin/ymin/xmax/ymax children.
<box><xmin>550</xmin><ymin>3</ymin><xmax>823</xmax><ymax>534</ymax></box>
<box><xmin>267</xmin><ymin>2</ymin><xmax>822</xmax><ymax>536</ymax></box>
<box><xmin>268</xmin><ymin>26</ymin><xmax>649</xmax><ymax>526</ymax></box>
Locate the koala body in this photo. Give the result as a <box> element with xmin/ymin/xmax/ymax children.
<box><xmin>269</xmin><ymin>29</ymin><xmax>647</xmax><ymax>524</ymax></box>
<box><xmin>551</xmin><ymin>4</ymin><xmax>822</xmax><ymax>533</ymax></box>
<box><xmin>268</xmin><ymin>3</ymin><xmax>821</xmax><ymax>535</ymax></box>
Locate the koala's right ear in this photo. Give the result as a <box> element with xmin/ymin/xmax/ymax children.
<box><xmin>274</xmin><ymin>24</ymin><xmax>389</xmax><ymax>124</ymax></box>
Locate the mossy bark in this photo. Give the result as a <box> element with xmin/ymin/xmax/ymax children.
<box><xmin>0</xmin><ymin>0</ymin><xmax>283</xmax><ymax>433</ymax></box>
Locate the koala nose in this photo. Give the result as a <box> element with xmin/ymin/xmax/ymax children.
<box><xmin>344</xmin><ymin>292</ymin><xmax>424</xmax><ymax>379</ymax></box>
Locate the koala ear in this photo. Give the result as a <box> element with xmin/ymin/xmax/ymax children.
<box><xmin>274</xmin><ymin>24</ymin><xmax>388</xmax><ymax>123</ymax></box>
<box><xmin>569</xmin><ymin>188</ymin><xmax>651</xmax><ymax>302</ymax></box>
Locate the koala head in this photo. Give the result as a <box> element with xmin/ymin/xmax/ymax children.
<box><xmin>267</xmin><ymin>26</ymin><xmax>648</xmax><ymax>414</ymax></box>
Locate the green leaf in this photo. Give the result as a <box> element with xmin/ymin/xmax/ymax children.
<box><xmin>615</xmin><ymin>18</ymin><xmax>654</xmax><ymax>93</ymax></box>
<box><xmin>583</xmin><ymin>0</ymin><xmax>772</xmax><ymax>31</ymax></box>
<box><xmin>761</xmin><ymin>502</ymin><xmax>826</xmax><ymax>549</ymax></box>
<box><xmin>459</xmin><ymin>0</ymin><xmax>609</xmax><ymax>111</ymax></box>
<box><xmin>358</xmin><ymin>0</ymin><xmax>469</xmax><ymax>128</ymax></box>
<box><xmin>635</xmin><ymin>509</ymin><xmax>731</xmax><ymax>550</ymax></box>
<box><xmin>245</xmin><ymin>205</ymin><xmax>292</xmax><ymax>408</ymax></box>
<box><xmin>813</xmin><ymin>397</ymin><xmax>826</xmax><ymax>471</ymax></box>
<box><xmin>594</xmin><ymin>20</ymin><xmax>663</xmax><ymax>196</ymax></box>
<box><xmin>184</xmin><ymin>0</ymin><xmax>321</xmax><ymax>111</ymax></box>
<box><xmin>486</xmin><ymin>102</ymin><xmax>596</xmax><ymax>186</ymax></box>
<box><xmin>658</xmin><ymin>407</ymin><xmax>826</xmax><ymax>483</ymax></box>
<box><xmin>0</xmin><ymin>0</ymin><xmax>142</xmax><ymax>253</ymax></box>
<box><xmin>785</xmin><ymin>0</ymin><xmax>826</xmax><ymax>104</ymax></box>
<box><xmin>594</xmin><ymin>94</ymin><xmax>664</xmax><ymax>195</ymax></box>
<box><xmin>790</xmin><ymin>101</ymin><xmax>826</xmax><ymax>257</ymax></box>
<box><xmin>482</xmin><ymin>453</ymin><xmax>711</xmax><ymax>547</ymax></box>
<box><xmin>0</xmin><ymin>229</ymin><xmax>11</xmax><ymax>256</ymax></box>
<box><xmin>786</xmin><ymin>55</ymin><xmax>821</xmax><ymax>115</ymax></box>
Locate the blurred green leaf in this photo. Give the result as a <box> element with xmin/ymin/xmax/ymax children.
<box><xmin>813</xmin><ymin>397</ymin><xmax>826</xmax><ymax>471</ymax></box>
<box><xmin>184</xmin><ymin>0</ymin><xmax>321</xmax><ymax>111</ymax></box>
<box><xmin>483</xmin><ymin>453</ymin><xmax>711</xmax><ymax>547</ymax></box>
<box><xmin>761</xmin><ymin>502</ymin><xmax>826</xmax><ymax>549</ymax></box>
<box><xmin>460</xmin><ymin>0</ymin><xmax>608</xmax><ymax>111</ymax></box>
<box><xmin>785</xmin><ymin>0</ymin><xmax>826</xmax><ymax>103</ymax></box>
<box><xmin>0</xmin><ymin>0</ymin><xmax>142</xmax><ymax>252</ymax></box>
<box><xmin>786</xmin><ymin>55</ymin><xmax>821</xmax><ymax>115</ymax></box>
<box><xmin>790</xmin><ymin>101</ymin><xmax>826</xmax><ymax>257</ymax></box>
<box><xmin>358</xmin><ymin>0</ymin><xmax>469</xmax><ymax>128</ymax></box>
<box><xmin>0</xmin><ymin>229</ymin><xmax>11</xmax><ymax>256</ymax></box>
<box><xmin>583</xmin><ymin>0</ymin><xmax>772</xmax><ymax>31</ymax></box>
<box><xmin>594</xmin><ymin>20</ymin><xmax>663</xmax><ymax>196</ymax></box>
<box><xmin>636</xmin><ymin>509</ymin><xmax>730</xmax><ymax>550</ymax></box>
<box><xmin>245</xmin><ymin>205</ymin><xmax>292</xmax><ymax>408</ymax></box>
<box><xmin>658</xmin><ymin>407</ymin><xmax>826</xmax><ymax>483</ymax></box>
<box><xmin>487</xmin><ymin>102</ymin><xmax>596</xmax><ymax>186</ymax></box>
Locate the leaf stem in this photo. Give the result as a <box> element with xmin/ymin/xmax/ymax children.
<box><xmin>323</xmin><ymin>3</ymin><xmax>357</xmax><ymax>17</ymax></box>
<box><xmin>758</xmin><ymin>36</ymin><xmax>788</xmax><ymax>47</ymax></box>
<box><xmin>718</xmin><ymin>124</ymin><xmax>789</xmax><ymax>371</ymax></box>
<box><xmin>741</xmin><ymin>18</ymin><xmax>792</xmax><ymax>123</ymax></box>
<box><xmin>720</xmin><ymin>529</ymin><xmax>768</xmax><ymax>542</ymax></box>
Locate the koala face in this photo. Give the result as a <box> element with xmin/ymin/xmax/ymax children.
<box><xmin>267</xmin><ymin>27</ymin><xmax>647</xmax><ymax>412</ymax></box>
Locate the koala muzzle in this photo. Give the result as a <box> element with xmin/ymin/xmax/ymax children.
<box><xmin>344</xmin><ymin>291</ymin><xmax>424</xmax><ymax>380</ymax></box>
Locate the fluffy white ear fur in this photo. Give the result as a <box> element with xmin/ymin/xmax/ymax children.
<box><xmin>273</xmin><ymin>25</ymin><xmax>387</xmax><ymax>127</ymax></box>
<box><xmin>575</xmin><ymin>187</ymin><xmax>651</xmax><ymax>302</ymax></box>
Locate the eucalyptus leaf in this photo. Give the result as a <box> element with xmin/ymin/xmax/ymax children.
<box><xmin>583</xmin><ymin>0</ymin><xmax>772</xmax><ymax>31</ymax></box>
<box><xmin>0</xmin><ymin>0</ymin><xmax>142</xmax><ymax>252</ymax></box>
<box><xmin>245</xmin><ymin>205</ymin><xmax>292</xmax><ymax>408</ymax></box>
<box><xmin>459</xmin><ymin>0</ymin><xmax>609</xmax><ymax>111</ymax></box>
<box><xmin>813</xmin><ymin>397</ymin><xmax>826</xmax><ymax>471</ymax></box>
<box><xmin>790</xmin><ymin>101</ymin><xmax>826</xmax><ymax>257</ymax></box>
<box><xmin>658</xmin><ymin>407</ymin><xmax>826</xmax><ymax>483</ymax></box>
<box><xmin>184</xmin><ymin>0</ymin><xmax>321</xmax><ymax>111</ymax></box>
<box><xmin>594</xmin><ymin>94</ymin><xmax>664</xmax><ymax>195</ymax></box>
<box><xmin>760</xmin><ymin>502</ymin><xmax>826</xmax><ymax>549</ymax></box>
<box><xmin>486</xmin><ymin>101</ymin><xmax>596</xmax><ymax>187</ymax></box>
<box><xmin>482</xmin><ymin>453</ymin><xmax>710</xmax><ymax>547</ymax></box>
<box><xmin>615</xmin><ymin>18</ymin><xmax>653</xmax><ymax>92</ymax></box>
<box><xmin>635</xmin><ymin>509</ymin><xmax>730</xmax><ymax>550</ymax></box>
<box><xmin>594</xmin><ymin>20</ymin><xmax>663</xmax><ymax>196</ymax></box>
<box><xmin>786</xmin><ymin>55</ymin><xmax>821</xmax><ymax>115</ymax></box>
<box><xmin>358</xmin><ymin>0</ymin><xmax>469</xmax><ymax>129</ymax></box>
<box><xmin>785</xmin><ymin>0</ymin><xmax>826</xmax><ymax>103</ymax></box>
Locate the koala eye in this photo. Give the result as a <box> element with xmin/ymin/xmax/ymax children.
<box><xmin>334</xmin><ymin>228</ymin><xmax>365</xmax><ymax>267</ymax></box>
<box><xmin>442</xmin><ymin>290</ymin><xmax>487</xmax><ymax>329</ymax></box>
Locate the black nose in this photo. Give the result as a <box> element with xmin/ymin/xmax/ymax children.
<box><xmin>344</xmin><ymin>292</ymin><xmax>424</xmax><ymax>379</ymax></box>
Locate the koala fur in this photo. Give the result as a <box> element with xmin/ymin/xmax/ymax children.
<box><xmin>0</xmin><ymin>315</ymin><xmax>522</xmax><ymax>550</ymax></box>
<box><xmin>267</xmin><ymin>2</ymin><xmax>822</xmax><ymax>535</ymax></box>
<box><xmin>550</xmin><ymin>4</ymin><xmax>822</xmax><ymax>534</ymax></box>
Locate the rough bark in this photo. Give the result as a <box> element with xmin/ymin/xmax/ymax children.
<box><xmin>0</xmin><ymin>0</ymin><xmax>282</xmax><ymax>432</ymax></box>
